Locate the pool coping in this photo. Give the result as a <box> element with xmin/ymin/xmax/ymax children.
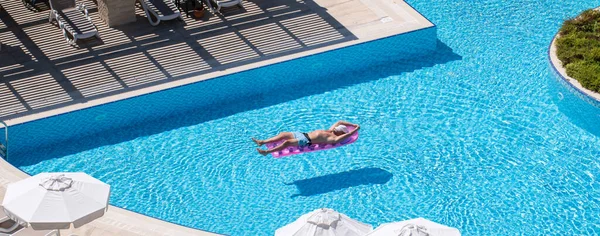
<box><xmin>548</xmin><ymin>33</ymin><xmax>600</xmax><ymax>104</ymax></box>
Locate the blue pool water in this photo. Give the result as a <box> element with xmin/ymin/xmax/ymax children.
<box><xmin>9</xmin><ymin>0</ymin><xmax>600</xmax><ymax>235</ymax></box>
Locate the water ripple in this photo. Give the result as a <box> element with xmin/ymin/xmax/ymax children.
<box><xmin>12</xmin><ymin>0</ymin><xmax>600</xmax><ymax>235</ymax></box>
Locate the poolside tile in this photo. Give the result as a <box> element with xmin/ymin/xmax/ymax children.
<box><xmin>8</xmin><ymin>73</ymin><xmax>72</xmax><ymax>109</ymax></box>
<box><xmin>197</xmin><ymin>31</ymin><xmax>260</xmax><ymax>65</ymax></box>
<box><xmin>239</xmin><ymin>22</ymin><xmax>303</xmax><ymax>55</ymax></box>
<box><xmin>0</xmin><ymin>83</ymin><xmax>28</xmax><ymax>117</ymax></box>
<box><xmin>0</xmin><ymin>0</ymin><xmax>48</xmax><ymax>26</ymax></box>
<box><xmin>62</xmin><ymin>62</ymin><xmax>125</xmax><ymax>98</ymax></box>
<box><xmin>279</xmin><ymin>13</ymin><xmax>344</xmax><ymax>46</ymax></box>
<box><xmin>21</xmin><ymin>23</ymin><xmax>86</xmax><ymax>61</ymax></box>
<box><xmin>104</xmin><ymin>52</ymin><xmax>166</xmax><ymax>87</ymax></box>
<box><xmin>146</xmin><ymin>42</ymin><xmax>212</xmax><ymax>78</ymax></box>
<box><xmin>0</xmin><ymin>31</ymin><xmax>36</xmax><ymax>65</ymax></box>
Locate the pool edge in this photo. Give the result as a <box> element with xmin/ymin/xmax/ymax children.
<box><xmin>548</xmin><ymin>32</ymin><xmax>600</xmax><ymax>105</ymax></box>
<box><xmin>0</xmin><ymin>157</ymin><xmax>226</xmax><ymax>236</ymax></box>
<box><xmin>1</xmin><ymin>20</ymin><xmax>438</xmax><ymax>236</ymax></box>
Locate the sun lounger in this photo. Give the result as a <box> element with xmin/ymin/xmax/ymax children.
<box><xmin>212</xmin><ymin>0</ymin><xmax>242</xmax><ymax>12</ymax></box>
<box><xmin>48</xmin><ymin>0</ymin><xmax>99</xmax><ymax>45</ymax></box>
<box><xmin>13</xmin><ymin>228</ymin><xmax>57</xmax><ymax>236</ymax></box>
<box><xmin>139</xmin><ymin>0</ymin><xmax>183</xmax><ymax>26</ymax></box>
<box><xmin>0</xmin><ymin>209</ymin><xmax>19</xmax><ymax>235</ymax></box>
<box><xmin>1</xmin><ymin>227</ymin><xmax>57</xmax><ymax>236</ymax></box>
<box><xmin>1</xmin><ymin>209</ymin><xmax>57</xmax><ymax>236</ymax></box>
<box><xmin>23</xmin><ymin>0</ymin><xmax>48</xmax><ymax>7</ymax></box>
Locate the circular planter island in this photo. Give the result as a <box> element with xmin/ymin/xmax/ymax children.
<box><xmin>549</xmin><ymin>9</ymin><xmax>600</xmax><ymax>103</ymax></box>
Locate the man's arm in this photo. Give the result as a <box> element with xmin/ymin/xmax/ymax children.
<box><xmin>328</xmin><ymin>120</ymin><xmax>358</xmax><ymax>131</ymax></box>
<box><xmin>334</xmin><ymin>125</ymin><xmax>360</xmax><ymax>143</ymax></box>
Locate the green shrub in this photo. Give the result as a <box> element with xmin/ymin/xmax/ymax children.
<box><xmin>566</xmin><ymin>61</ymin><xmax>600</xmax><ymax>92</ymax></box>
<box><xmin>556</xmin><ymin>9</ymin><xmax>600</xmax><ymax>92</ymax></box>
<box><xmin>586</xmin><ymin>47</ymin><xmax>600</xmax><ymax>62</ymax></box>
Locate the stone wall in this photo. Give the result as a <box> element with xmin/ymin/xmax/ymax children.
<box><xmin>97</xmin><ymin>0</ymin><xmax>137</xmax><ymax>27</ymax></box>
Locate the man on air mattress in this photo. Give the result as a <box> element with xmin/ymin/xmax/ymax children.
<box><xmin>252</xmin><ymin>120</ymin><xmax>360</xmax><ymax>156</ymax></box>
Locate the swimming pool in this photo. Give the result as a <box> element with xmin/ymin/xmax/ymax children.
<box><xmin>8</xmin><ymin>0</ymin><xmax>600</xmax><ymax>235</ymax></box>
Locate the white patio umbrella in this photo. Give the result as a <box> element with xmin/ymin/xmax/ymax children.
<box><xmin>275</xmin><ymin>208</ymin><xmax>373</xmax><ymax>236</ymax></box>
<box><xmin>367</xmin><ymin>218</ymin><xmax>460</xmax><ymax>236</ymax></box>
<box><xmin>1</xmin><ymin>172</ymin><xmax>110</xmax><ymax>230</ymax></box>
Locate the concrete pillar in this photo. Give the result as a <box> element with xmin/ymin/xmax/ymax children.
<box><xmin>97</xmin><ymin>0</ymin><xmax>137</xmax><ymax>27</ymax></box>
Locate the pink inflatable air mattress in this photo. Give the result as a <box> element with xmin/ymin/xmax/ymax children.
<box><xmin>266</xmin><ymin>127</ymin><xmax>359</xmax><ymax>158</ymax></box>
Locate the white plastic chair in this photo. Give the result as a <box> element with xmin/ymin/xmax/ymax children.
<box><xmin>0</xmin><ymin>210</ymin><xmax>20</xmax><ymax>235</ymax></box>
<box><xmin>48</xmin><ymin>0</ymin><xmax>100</xmax><ymax>45</ymax></box>
<box><xmin>139</xmin><ymin>0</ymin><xmax>183</xmax><ymax>26</ymax></box>
<box><xmin>213</xmin><ymin>0</ymin><xmax>242</xmax><ymax>12</ymax></box>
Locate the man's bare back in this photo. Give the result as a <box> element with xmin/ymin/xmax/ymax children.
<box><xmin>306</xmin><ymin>130</ymin><xmax>341</xmax><ymax>144</ymax></box>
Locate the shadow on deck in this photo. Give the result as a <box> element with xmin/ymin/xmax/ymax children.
<box><xmin>0</xmin><ymin>0</ymin><xmax>355</xmax><ymax>119</ymax></box>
